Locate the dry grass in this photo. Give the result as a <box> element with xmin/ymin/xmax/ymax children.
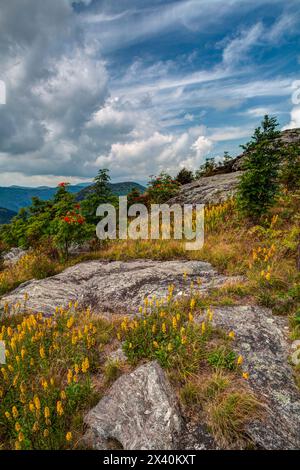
<box><xmin>179</xmin><ymin>371</ymin><xmax>264</xmax><ymax>449</ymax></box>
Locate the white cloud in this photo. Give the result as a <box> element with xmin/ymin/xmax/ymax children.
<box><xmin>282</xmin><ymin>107</ymin><xmax>300</xmax><ymax>130</ymax></box>
<box><xmin>222</xmin><ymin>23</ymin><xmax>264</xmax><ymax>67</ymax></box>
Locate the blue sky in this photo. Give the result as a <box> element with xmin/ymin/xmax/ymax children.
<box><xmin>0</xmin><ymin>0</ymin><xmax>299</xmax><ymax>186</ymax></box>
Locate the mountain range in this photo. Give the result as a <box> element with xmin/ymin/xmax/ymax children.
<box><xmin>0</xmin><ymin>182</ymin><xmax>145</xmax><ymax>216</ymax></box>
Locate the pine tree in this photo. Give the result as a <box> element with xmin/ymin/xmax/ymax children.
<box><xmin>237</xmin><ymin>115</ymin><xmax>283</xmax><ymax>221</ymax></box>
<box><xmin>82</xmin><ymin>169</ymin><xmax>117</xmax><ymax>224</ymax></box>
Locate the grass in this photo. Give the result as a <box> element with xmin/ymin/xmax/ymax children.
<box><xmin>0</xmin><ymin>302</ymin><xmax>116</xmax><ymax>450</ymax></box>
<box><xmin>205</xmin><ymin>389</ymin><xmax>262</xmax><ymax>448</ymax></box>
<box><xmin>180</xmin><ymin>371</ymin><xmax>263</xmax><ymax>448</ymax></box>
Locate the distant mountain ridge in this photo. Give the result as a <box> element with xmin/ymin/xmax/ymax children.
<box><xmin>0</xmin><ymin>207</ymin><xmax>17</xmax><ymax>224</ymax></box>
<box><xmin>76</xmin><ymin>181</ymin><xmax>145</xmax><ymax>201</ymax></box>
<box><xmin>0</xmin><ymin>182</ymin><xmax>145</xmax><ymax>213</ymax></box>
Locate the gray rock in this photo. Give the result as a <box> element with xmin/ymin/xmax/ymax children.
<box><xmin>2</xmin><ymin>247</ymin><xmax>27</xmax><ymax>267</ymax></box>
<box><xmin>168</xmin><ymin>171</ymin><xmax>243</xmax><ymax>206</ymax></box>
<box><xmin>106</xmin><ymin>347</ymin><xmax>127</xmax><ymax>364</ymax></box>
<box><xmin>84</xmin><ymin>361</ymin><xmax>183</xmax><ymax>450</ymax></box>
<box><xmin>195</xmin><ymin>306</ymin><xmax>300</xmax><ymax>449</ymax></box>
<box><xmin>1</xmin><ymin>259</ymin><xmax>241</xmax><ymax>315</ymax></box>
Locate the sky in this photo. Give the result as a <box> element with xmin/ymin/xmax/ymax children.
<box><xmin>0</xmin><ymin>0</ymin><xmax>299</xmax><ymax>187</ymax></box>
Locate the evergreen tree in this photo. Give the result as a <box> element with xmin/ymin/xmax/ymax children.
<box><xmin>176</xmin><ymin>167</ymin><xmax>194</xmax><ymax>185</ymax></box>
<box><xmin>237</xmin><ymin>115</ymin><xmax>283</xmax><ymax>221</ymax></box>
<box><xmin>82</xmin><ymin>169</ymin><xmax>117</xmax><ymax>224</ymax></box>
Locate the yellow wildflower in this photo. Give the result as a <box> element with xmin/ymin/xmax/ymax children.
<box><xmin>242</xmin><ymin>372</ymin><xmax>249</xmax><ymax>380</ymax></box>
<box><xmin>12</xmin><ymin>406</ymin><xmax>18</xmax><ymax>418</ymax></box>
<box><xmin>66</xmin><ymin>432</ymin><xmax>72</xmax><ymax>442</ymax></box>
<box><xmin>15</xmin><ymin>422</ymin><xmax>21</xmax><ymax>432</ymax></box>
<box><xmin>228</xmin><ymin>331</ymin><xmax>235</xmax><ymax>339</ymax></box>
<box><xmin>39</xmin><ymin>346</ymin><xmax>45</xmax><ymax>359</ymax></box>
<box><xmin>237</xmin><ymin>355</ymin><xmax>243</xmax><ymax>366</ymax></box>
<box><xmin>56</xmin><ymin>401</ymin><xmax>64</xmax><ymax>416</ymax></box>
<box><xmin>34</xmin><ymin>395</ymin><xmax>41</xmax><ymax>411</ymax></box>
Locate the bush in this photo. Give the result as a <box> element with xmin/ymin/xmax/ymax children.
<box><xmin>147</xmin><ymin>172</ymin><xmax>180</xmax><ymax>204</ymax></box>
<box><xmin>176</xmin><ymin>168</ymin><xmax>194</xmax><ymax>185</ymax></box>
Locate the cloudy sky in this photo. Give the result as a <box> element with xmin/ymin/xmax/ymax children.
<box><xmin>0</xmin><ymin>0</ymin><xmax>299</xmax><ymax>186</ymax></box>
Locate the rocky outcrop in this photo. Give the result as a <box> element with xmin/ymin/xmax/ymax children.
<box><xmin>166</xmin><ymin>129</ymin><xmax>300</xmax><ymax>206</ymax></box>
<box><xmin>1</xmin><ymin>247</ymin><xmax>27</xmax><ymax>267</ymax></box>
<box><xmin>168</xmin><ymin>171</ymin><xmax>242</xmax><ymax>206</ymax></box>
<box><xmin>232</xmin><ymin>128</ymin><xmax>300</xmax><ymax>171</ymax></box>
<box><xmin>84</xmin><ymin>361</ymin><xmax>183</xmax><ymax>450</ymax></box>
<box><xmin>195</xmin><ymin>306</ymin><xmax>300</xmax><ymax>449</ymax></box>
<box><xmin>1</xmin><ymin>259</ymin><xmax>242</xmax><ymax>316</ymax></box>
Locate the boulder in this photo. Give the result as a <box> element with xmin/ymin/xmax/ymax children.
<box><xmin>167</xmin><ymin>172</ymin><xmax>243</xmax><ymax>206</ymax></box>
<box><xmin>1</xmin><ymin>259</ymin><xmax>242</xmax><ymax>316</ymax></box>
<box><xmin>84</xmin><ymin>361</ymin><xmax>183</xmax><ymax>450</ymax></box>
<box><xmin>195</xmin><ymin>306</ymin><xmax>300</xmax><ymax>449</ymax></box>
<box><xmin>2</xmin><ymin>247</ymin><xmax>27</xmax><ymax>267</ymax></box>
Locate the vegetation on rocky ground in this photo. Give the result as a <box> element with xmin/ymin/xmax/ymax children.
<box><xmin>0</xmin><ymin>116</ymin><xmax>299</xmax><ymax>449</ymax></box>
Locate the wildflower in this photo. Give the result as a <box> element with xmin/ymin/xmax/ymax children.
<box><xmin>56</xmin><ymin>401</ymin><xmax>64</xmax><ymax>416</ymax></box>
<box><xmin>44</xmin><ymin>407</ymin><xmax>50</xmax><ymax>419</ymax></box>
<box><xmin>32</xmin><ymin>422</ymin><xmax>39</xmax><ymax>432</ymax></box>
<box><xmin>181</xmin><ymin>335</ymin><xmax>187</xmax><ymax>345</ymax></box>
<box><xmin>41</xmin><ymin>379</ymin><xmax>48</xmax><ymax>390</ymax></box>
<box><xmin>29</xmin><ymin>403</ymin><xmax>35</xmax><ymax>413</ymax></box>
<box><xmin>201</xmin><ymin>322</ymin><xmax>206</xmax><ymax>335</ymax></box>
<box><xmin>66</xmin><ymin>432</ymin><xmax>73</xmax><ymax>442</ymax></box>
<box><xmin>153</xmin><ymin>341</ymin><xmax>159</xmax><ymax>348</ymax></box>
<box><xmin>15</xmin><ymin>441</ymin><xmax>21</xmax><ymax>450</ymax></box>
<box><xmin>188</xmin><ymin>312</ymin><xmax>194</xmax><ymax>322</ymax></box>
<box><xmin>172</xmin><ymin>316</ymin><xmax>177</xmax><ymax>329</ymax></box>
<box><xmin>60</xmin><ymin>390</ymin><xmax>66</xmax><ymax>400</ymax></box>
<box><xmin>242</xmin><ymin>372</ymin><xmax>249</xmax><ymax>380</ymax></box>
<box><xmin>34</xmin><ymin>395</ymin><xmax>41</xmax><ymax>411</ymax></box>
<box><xmin>39</xmin><ymin>346</ymin><xmax>45</xmax><ymax>359</ymax></box>
<box><xmin>265</xmin><ymin>271</ymin><xmax>271</xmax><ymax>281</ymax></box>
<box><xmin>228</xmin><ymin>331</ymin><xmax>235</xmax><ymax>339</ymax></box>
<box><xmin>18</xmin><ymin>432</ymin><xmax>24</xmax><ymax>443</ymax></box>
<box><xmin>15</xmin><ymin>422</ymin><xmax>21</xmax><ymax>432</ymax></box>
<box><xmin>67</xmin><ymin>369</ymin><xmax>73</xmax><ymax>384</ymax></box>
<box><xmin>152</xmin><ymin>324</ymin><xmax>156</xmax><ymax>334</ymax></box>
<box><xmin>82</xmin><ymin>357</ymin><xmax>89</xmax><ymax>373</ymax></box>
<box><xmin>67</xmin><ymin>317</ymin><xmax>74</xmax><ymax>329</ymax></box>
<box><xmin>5</xmin><ymin>411</ymin><xmax>11</xmax><ymax>419</ymax></box>
<box><xmin>237</xmin><ymin>355</ymin><xmax>243</xmax><ymax>366</ymax></box>
<box><xmin>162</xmin><ymin>322</ymin><xmax>166</xmax><ymax>334</ymax></box>
<box><xmin>12</xmin><ymin>406</ymin><xmax>18</xmax><ymax>418</ymax></box>
<box><xmin>43</xmin><ymin>429</ymin><xmax>49</xmax><ymax>438</ymax></box>
<box><xmin>190</xmin><ymin>298</ymin><xmax>196</xmax><ymax>311</ymax></box>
